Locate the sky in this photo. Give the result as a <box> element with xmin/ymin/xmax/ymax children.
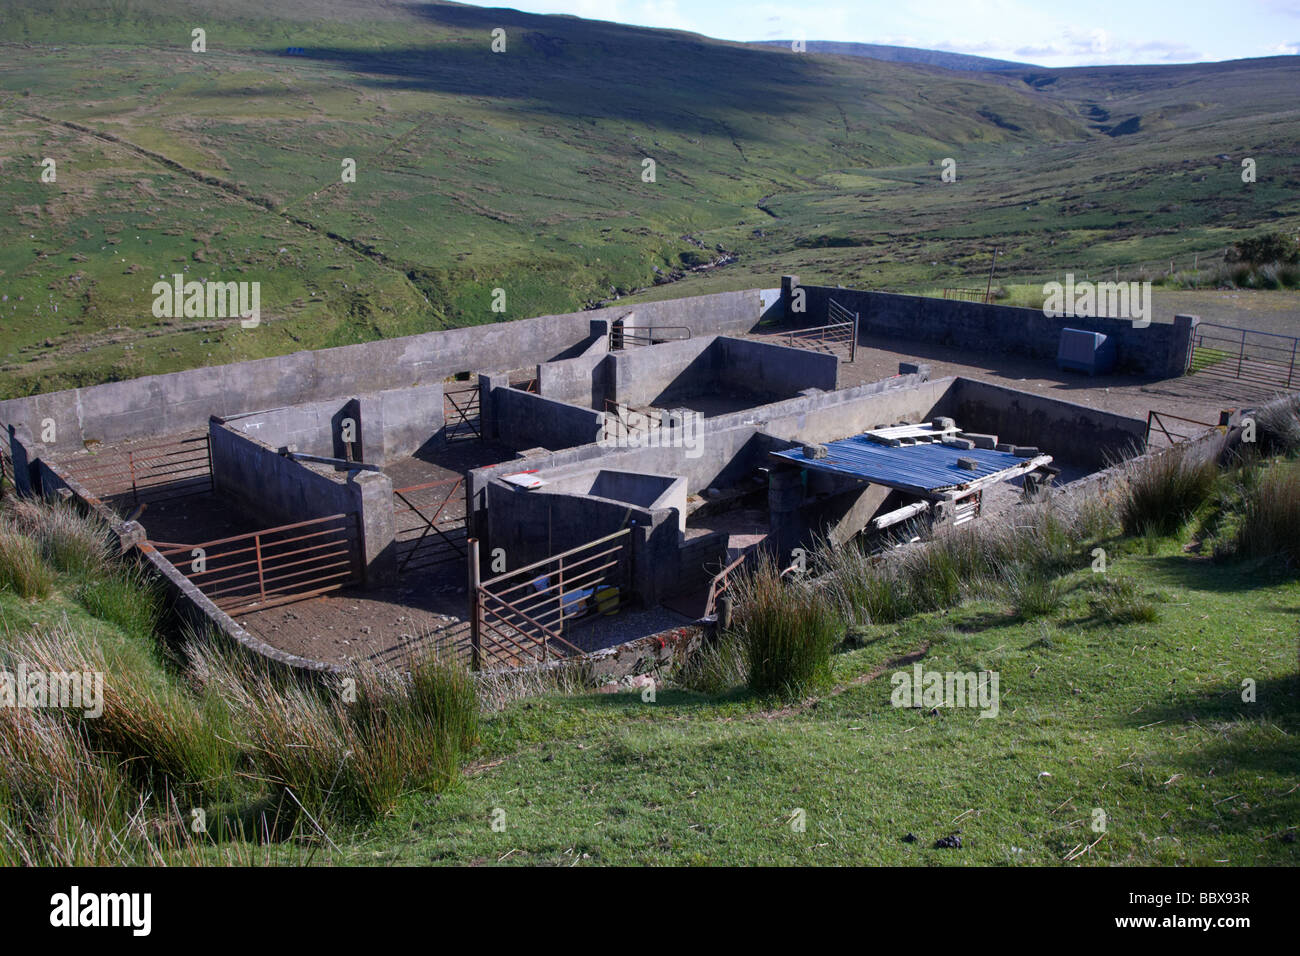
<box><xmin>461</xmin><ymin>0</ymin><xmax>1300</xmax><ymax>66</ymax></box>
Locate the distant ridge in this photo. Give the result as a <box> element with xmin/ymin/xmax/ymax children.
<box><xmin>749</xmin><ymin>40</ymin><xmax>1035</xmax><ymax>72</ymax></box>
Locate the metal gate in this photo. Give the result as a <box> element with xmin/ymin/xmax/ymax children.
<box><xmin>468</xmin><ymin>529</ymin><xmax>632</xmax><ymax>669</ymax></box>
<box><xmin>54</xmin><ymin>434</ymin><xmax>213</xmax><ymax>512</ymax></box>
<box><xmin>1190</xmin><ymin>323</ymin><xmax>1300</xmax><ymax>389</ymax></box>
<box><xmin>150</xmin><ymin>512</ymin><xmax>362</xmax><ymax>614</ymax></box>
<box><xmin>392</xmin><ymin>477</ymin><xmax>467</xmax><ymax>572</ymax></box>
<box><xmin>443</xmin><ymin>384</ymin><xmax>481</xmax><ymax>442</ymax></box>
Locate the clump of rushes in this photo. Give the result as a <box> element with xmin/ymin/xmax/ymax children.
<box><xmin>1117</xmin><ymin>446</ymin><xmax>1219</xmax><ymax>536</ymax></box>
<box><xmin>730</xmin><ymin>554</ymin><xmax>841</xmax><ymax>701</ymax></box>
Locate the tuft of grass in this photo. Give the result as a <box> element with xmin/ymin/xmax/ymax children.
<box><xmin>1088</xmin><ymin>575</ymin><xmax>1159</xmax><ymax>624</ymax></box>
<box><xmin>189</xmin><ymin>640</ymin><xmax>481</xmax><ymax>822</ymax></box>
<box><xmin>0</xmin><ymin>532</ymin><xmax>55</xmax><ymax>599</ymax></box>
<box><xmin>1253</xmin><ymin>397</ymin><xmax>1300</xmax><ymax>458</ymax></box>
<box><xmin>730</xmin><ymin>555</ymin><xmax>842</xmax><ymax>701</ymax></box>
<box><xmin>674</xmin><ymin>632</ymin><xmax>747</xmax><ymax>696</ymax></box>
<box><xmin>1117</xmin><ymin>447</ymin><xmax>1219</xmax><ymax>536</ymax></box>
<box><xmin>1003</xmin><ymin>563</ymin><xmax>1064</xmax><ymax>619</ymax></box>
<box><xmin>1232</xmin><ymin>463</ymin><xmax>1300</xmax><ymax>564</ymax></box>
<box><xmin>75</xmin><ymin>565</ymin><xmax>162</xmax><ymax>640</ymax></box>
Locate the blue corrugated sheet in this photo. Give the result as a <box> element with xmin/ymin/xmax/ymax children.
<box><xmin>773</xmin><ymin>435</ymin><xmax>1028</xmax><ymax>492</ymax></box>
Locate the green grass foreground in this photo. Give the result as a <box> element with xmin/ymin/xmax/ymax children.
<box><xmin>2</xmin><ymin>447</ymin><xmax>1298</xmax><ymax>865</ymax></box>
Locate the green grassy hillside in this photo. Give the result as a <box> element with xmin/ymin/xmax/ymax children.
<box><xmin>1</xmin><ymin>1</ymin><xmax>1297</xmax><ymax>397</ymax></box>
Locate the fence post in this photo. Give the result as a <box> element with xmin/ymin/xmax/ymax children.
<box><xmin>254</xmin><ymin>532</ymin><xmax>266</xmax><ymax>602</ymax></box>
<box><xmin>1239</xmin><ymin>328</ymin><xmax>1246</xmax><ymax>378</ymax></box>
<box><xmin>1289</xmin><ymin>338</ymin><xmax>1297</xmax><ymax>388</ymax></box>
<box><xmin>468</xmin><ymin>537</ymin><xmax>481</xmax><ymax>671</ymax></box>
<box><xmin>128</xmin><ymin>450</ymin><xmax>139</xmax><ymax>504</ymax></box>
<box><xmin>851</xmin><ymin>313</ymin><xmax>859</xmax><ymax>363</ymax></box>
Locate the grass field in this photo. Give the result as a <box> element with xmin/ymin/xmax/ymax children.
<box><xmin>1</xmin><ymin>1</ymin><xmax>1298</xmax><ymax>398</ymax></box>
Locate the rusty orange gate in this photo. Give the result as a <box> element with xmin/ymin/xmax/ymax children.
<box><xmin>468</xmin><ymin>528</ymin><xmax>632</xmax><ymax>669</ymax></box>
<box><xmin>55</xmin><ymin>434</ymin><xmax>213</xmax><ymax>511</ymax></box>
<box><xmin>443</xmin><ymin>384</ymin><xmax>481</xmax><ymax>442</ymax></box>
<box><xmin>151</xmin><ymin>513</ymin><xmax>362</xmax><ymax>614</ymax></box>
<box><xmin>392</xmin><ymin>477</ymin><xmax>467</xmax><ymax>572</ymax></box>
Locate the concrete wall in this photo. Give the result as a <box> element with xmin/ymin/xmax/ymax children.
<box><xmin>359</xmin><ymin>383</ymin><xmax>444</xmax><ymax>464</ymax></box>
<box><xmin>947</xmin><ymin>378</ymin><xmax>1147</xmax><ymax>468</ymax></box>
<box><xmin>493</xmin><ymin>387</ymin><xmax>604</xmax><ymax>452</ymax></box>
<box><xmin>714</xmin><ymin>336</ymin><xmax>839</xmax><ymax>396</ymax></box>
<box><xmin>538</xmin><ymin>349</ymin><xmax>609</xmax><ymax>408</ymax></box>
<box><xmin>797</xmin><ymin>284</ymin><xmax>1196</xmax><ymax>378</ymax></box>
<box><xmin>209</xmin><ymin>419</ymin><xmax>396</xmax><ymax>584</ymax></box>
<box><xmin>607</xmin><ymin>335</ymin><xmax>837</xmax><ymax>409</ymax></box>
<box><xmin>609</xmin><ymin>337</ymin><xmax>714</xmax><ymax>408</ymax></box>
<box><xmin>0</xmin><ymin>289</ymin><xmax>767</xmax><ymax>449</ymax></box>
<box><xmin>223</xmin><ymin>398</ymin><xmax>356</xmax><ymax>459</ymax></box>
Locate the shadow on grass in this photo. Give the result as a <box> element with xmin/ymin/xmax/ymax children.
<box><xmin>1122</xmin><ymin>675</ymin><xmax>1300</xmax><ymax>727</ymax></box>
<box><xmin>1135</xmin><ymin>553</ymin><xmax>1293</xmax><ymax>595</ymax></box>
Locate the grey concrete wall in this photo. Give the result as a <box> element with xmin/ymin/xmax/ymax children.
<box><xmin>947</xmin><ymin>378</ymin><xmax>1147</xmax><ymax>468</ymax></box>
<box><xmin>608</xmin><ymin>335</ymin><xmax>836</xmax><ymax>409</ymax></box>
<box><xmin>360</xmin><ymin>383</ymin><xmax>444</xmax><ymax>464</ymax></box>
<box><xmin>494</xmin><ymin>387</ymin><xmax>604</xmax><ymax>452</ymax></box>
<box><xmin>485</xmin><ymin>481</ymin><xmax>650</xmax><ymax>578</ymax></box>
<box><xmin>0</xmin><ymin>289</ymin><xmax>766</xmax><ymax>449</ymax></box>
<box><xmin>223</xmin><ymin>398</ymin><xmax>355</xmax><ymax>459</ymax></box>
<box><xmin>538</xmin><ymin>350</ymin><xmax>608</xmax><ymax>408</ymax></box>
<box><xmin>798</xmin><ymin>285</ymin><xmax>1195</xmax><ymax>378</ymax></box>
<box><xmin>609</xmin><ymin>337</ymin><xmax>715</xmax><ymax>408</ymax></box>
<box><xmin>715</xmin><ymin>337</ymin><xmax>839</xmax><ymax>396</ymax></box>
<box><xmin>209</xmin><ymin>419</ymin><xmax>396</xmax><ymax>584</ymax></box>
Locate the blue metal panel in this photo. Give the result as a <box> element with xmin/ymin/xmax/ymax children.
<box><xmin>773</xmin><ymin>435</ymin><xmax>1027</xmax><ymax>492</ymax></box>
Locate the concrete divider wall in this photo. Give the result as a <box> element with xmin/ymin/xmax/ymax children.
<box><xmin>0</xmin><ymin>290</ymin><xmax>766</xmax><ymax>449</ymax></box>
<box><xmin>609</xmin><ymin>336</ymin><xmax>715</xmax><ymax>407</ymax></box>
<box><xmin>948</xmin><ymin>378</ymin><xmax>1147</xmax><ymax>468</ymax></box>
<box><xmin>360</xmin><ymin>383</ymin><xmax>444</xmax><ymax>464</ymax></box>
<box><xmin>538</xmin><ymin>350</ymin><xmax>608</xmax><ymax>408</ymax></box>
<box><xmin>485</xmin><ymin>481</ymin><xmax>650</xmax><ymax>582</ymax></box>
<box><xmin>209</xmin><ymin>418</ymin><xmax>397</xmax><ymax>584</ymax></box>
<box><xmin>798</xmin><ymin>284</ymin><xmax>1195</xmax><ymax>378</ymax></box>
<box><xmin>223</xmin><ymin>397</ymin><xmax>356</xmax><ymax>459</ymax></box>
<box><xmin>714</xmin><ymin>337</ymin><xmax>839</xmax><ymax>396</ymax></box>
<box><xmin>494</xmin><ymin>387</ymin><xmax>604</xmax><ymax>452</ymax></box>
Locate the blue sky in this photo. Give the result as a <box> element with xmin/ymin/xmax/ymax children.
<box><xmin>463</xmin><ymin>0</ymin><xmax>1300</xmax><ymax>66</ymax></box>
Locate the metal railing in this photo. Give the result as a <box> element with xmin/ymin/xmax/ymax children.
<box><xmin>703</xmin><ymin>550</ymin><xmax>748</xmax><ymax>619</ymax></box>
<box><xmin>1190</xmin><ymin>322</ymin><xmax>1300</xmax><ymax>389</ymax></box>
<box><xmin>468</xmin><ymin>529</ymin><xmax>632</xmax><ymax>669</ymax></box>
<box><xmin>1145</xmin><ymin>410</ymin><xmax>1219</xmax><ymax>447</ymax></box>
<box><xmin>55</xmin><ymin>434</ymin><xmax>212</xmax><ymax>510</ymax></box>
<box><xmin>943</xmin><ymin>288</ymin><xmax>995</xmax><ymax>304</ymax></box>
<box><xmin>151</xmin><ymin>512</ymin><xmax>362</xmax><ymax>614</ymax></box>
<box><xmin>392</xmin><ymin>477</ymin><xmax>466</xmax><ymax>572</ymax></box>
<box><xmin>775</xmin><ymin>301</ymin><xmax>858</xmax><ymax>362</ymax></box>
<box><xmin>610</xmin><ymin>325</ymin><xmax>692</xmax><ymax>349</ymax></box>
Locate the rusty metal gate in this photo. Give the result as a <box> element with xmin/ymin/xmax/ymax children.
<box><xmin>150</xmin><ymin>512</ymin><xmax>362</xmax><ymax>614</ymax></box>
<box><xmin>1190</xmin><ymin>322</ymin><xmax>1300</xmax><ymax>389</ymax></box>
<box><xmin>392</xmin><ymin>477</ymin><xmax>467</xmax><ymax>572</ymax></box>
<box><xmin>468</xmin><ymin>529</ymin><xmax>632</xmax><ymax>669</ymax></box>
<box><xmin>443</xmin><ymin>384</ymin><xmax>481</xmax><ymax>442</ymax></box>
<box><xmin>55</xmin><ymin>434</ymin><xmax>213</xmax><ymax>512</ymax></box>
<box><xmin>1145</xmin><ymin>410</ymin><xmax>1219</xmax><ymax>448</ymax></box>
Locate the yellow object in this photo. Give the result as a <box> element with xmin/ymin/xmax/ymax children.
<box><xmin>595</xmin><ymin>586</ymin><xmax>620</xmax><ymax>616</ymax></box>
